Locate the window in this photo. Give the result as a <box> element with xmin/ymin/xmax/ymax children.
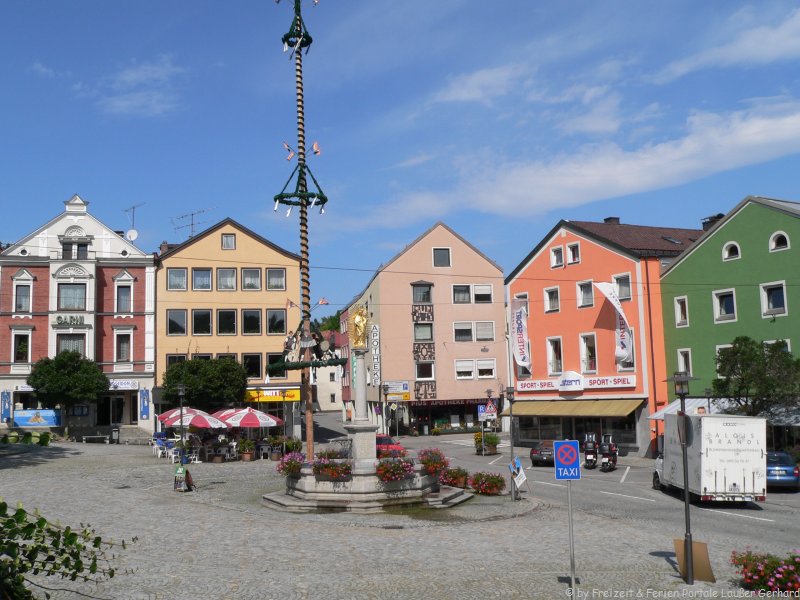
<box><xmin>577</xmin><ymin>281</ymin><xmax>593</xmax><ymax>308</ymax></box>
<box><xmin>455</xmin><ymin>360</ymin><xmax>474</xmax><ymax>379</ymax></box>
<box><xmin>217</xmin><ymin>309</ymin><xmax>237</xmax><ymax>335</ymax></box>
<box><xmin>193</xmin><ymin>268</ymin><xmax>212</xmax><ymax>291</ymax></box>
<box><xmin>217</xmin><ymin>268</ymin><xmax>236</xmax><ymax>291</ymax></box>
<box><xmin>267</xmin><ymin>353</ymin><xmax>287</xmax><ymax>379</ymax></box>
<box><xmin>57</xmin><ymin>333</ymin><xmax>85</xmax><ymax>356</ymax></box>
<box><xmin>674</xmin><ymin>296</ymin><xmax>689</xmax><ymax>327</ymax></box>
<box><xmin>192</xmin><ymin>310</ymin><xmax>212</xmax><ymax>335</ymax></box>
<box><xmin>723</xmin><ymin>242</ymin><xmax>740</xmax><ymax>260</ymax></box>
<box><xmin>267</xmin><ymin>309</ymin><xmax>286</xmax><ymax>334</ymax></box>
<box><xmin>567</xmin><ymin>243</ymin><xmax>580</xmax><ymax>264</ymax></box>
<box><xmin>619</xmin><ymin>327</ymin><xmax>635</xmax><ymax>370</ymax></box>
<box><xmin>62</xmin><ymin>243</ymin><xmax>88</xmax><ymax>260</ymax></box>
<box><xmin>115</xmin><ymin>333</ymin><xmax>132</xmax><ymax>362</ymax></box>
<box><xmin>116</xmin><ymin>284</ymin><xmax>132</xmax><ymax>313</ymax></box>
<box><xmin>453</xmin><ymin>285</ymin><xmax>471</xmax><ymax>304</ymax></box>
<box><xmin>242</xmin><ymin>268</ymin><xmax>261</xmax><ymax>290</ymax></box>
<box><xmin>416</xmin><ymin>362</ymin><xmax>434</xmax><ymax>380</ymax></box>
<box><xmin>167</xmin><ymin>268</ymin><xmax>187</xmax><ymax>291</ymax></box>
<box><xmin>267</xmin><ymin>269</ymin><xmax>286</xmax><ymax>291</ymax></box>
<box><xmin>242</xmin><ymin>309</ymin><xmax>262</xmax><ymax>334</ymax></box>
<box><xmin>166</xmin><ymin>354</ymin><xmax>187</xmax><ymax>367</ymax></box>
<box><xmin>433</xmin><ymin>248</ymin><xmax>451</xmax><ymax>267</ymax></box>
<box><xmin>473</xmin><ymin>285</ymin><xmax>492</xmax><ymax>304</ymax></box>
<box><xmin>715</xmin><ymin>344</ymin><xmax>732</xmax><ymax>376</ymax></box>
<box><xmin>454</xmin><ymin>322</ymin><xmax>473</xmax><ymax>342</ymax></box>
<box><xmin>329</xmin><ymin>393</ymin><xmax>336</xmax><ymax>404</ymax></box>
<box><xmin>770</xmin><ymin>232</ymin><xmax>789</xmax><ymax>252</ymax></box>
<box><xmin>13</xmin><ymin>333</ymin><xmax>29</xmax><ymax>363</ymax></box>
<box><xmin>580</xmin><ymin>334</ymin><xmax>597</xmax><ymax>373</ymax></box>
<box><xmin>614</xmin><ymin>274</ymin><xmax>631</xmax><ymax>301</ymax></box>
<box><xmin>713</xmin><ymin>289</ymin><xmax>736</xmax><ymax>322</ymax></box>
<box><xmin>221</xmin><ymin>233</ymin><xmax>236</xmax><ymax>250</ymax></box>
<box><xmin>475</xmin><ymin>321</ymin><xmax>494</xmax><ymax>342</ymax></box>
<box><xmin>329</xmin><ymin>372</ymin><xmax>336</xmax><ymax>382</ymax></box>
<box><xmin>547</xmin><ymin>337</ymin><xmax>563</xmax><ymax>375</ymax></box>
<box><xmin>167</xmin><ymin>309</ymin><xmax>187</xmax><ymax>335</ymax></box>
<box><xmin>477</xmin><ymin>359</ymin><xmax>495</xmax><ymax>378</ymax></box>
<box><xmin>193</xmin><ymin>354</ymin><xmax>212</xmax><ymax>360</ymax></box>
<box><xmin>58</xmin><ymin>283</ymin><xmax>86</xmax><ymax>310</ymax></box>
<box><xmin>414</xmin><ymin>323</ymin><xmax>433</xmax><ymax>341</ymax></box>
<box><xmin>217</xmin><ymin>353</ymin><xmax>237</xmax><ymax>362</ymax></box>
<box><xmin>677</xmin><ymin>348</ymin><xmax>692</xmax><ymax>376</ymax></box>
<box><xmin>544</xmin><ymin>287</ymin><xmax>560</xmax><ymax>312</ymax></box>
<box><xmin>14</xmin><ymin>284</ymin><xmax>31</xmax><ymax>313</ymax></box>
<box><xmin>761</xmin><ymin>282</ymin><xmax>787</xmax><ymax>317</ymax></box>
<box><xmin>242</xmin><ymin>353</ymin><xmax>262</xmax><ymax>379</ymax></box>
<box><xmin>550</xmin><ymin>246</ymin><xmax>564</xmax><ymax>268</ymax></box>
<box><xmin>413</xmin><ymin>284</ymin><xmax>432</xmax><ymax>304</ymax></box>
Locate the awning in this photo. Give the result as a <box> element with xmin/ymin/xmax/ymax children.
<box><xmin>501</xmin><ymin>399</ymin><xmax>642</xmax><ymax>418</ymax></box>
<box><xmin>246</xmin><ymin>389</ymin><xmax>300</xmax><ymax>403</ymax></box>
<box><xmin>648</xmin><ymin>397</ymin><xmax>724</xmax><ymax>420</ymax></box>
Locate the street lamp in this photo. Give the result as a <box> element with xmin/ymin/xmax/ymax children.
<box><xmin>381</xmin><ymin>382</ymin><xmax>389</xmax><ymax>436</ymax></box>
<box><xmin>177</xmin><ymin>384</ymin><xmax>186</xmax><ymax>464</ymax></box>
<box><xmin>704</xmin><ymin>387</ymin><xmax>712</xmax><ymax>414</ymax></box>
<box><xmin>506</xmin><ymin>386</ymin><xmax>516</xmax><ymax>501</ymax></box>
<box><xmin>672</xmin><ymin>371</ymin><xmax>694</xmax><ymax>585</ymax></box>
<box><xmin>484</xmin><ymin>388</ymin><xmax>494</xmax><ymax>456</ymax></box>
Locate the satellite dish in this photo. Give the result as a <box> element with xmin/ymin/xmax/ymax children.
<box><xmin>125</xmin><ymin>229</ymin><xmax>139</xmax><ymax>241</ymax></box>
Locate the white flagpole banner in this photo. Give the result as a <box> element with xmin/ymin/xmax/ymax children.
<box><xmin>511</xmin><ymin>301</ymin><xmax>531</xmax><ymax>369</ymax></box>
<box><xmin>594</xmin><ymin>282</ymin><xmax>633</xmax><ymax>364</ymax></box>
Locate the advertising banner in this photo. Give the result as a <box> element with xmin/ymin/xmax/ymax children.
<box><xmin>594</xmin><ymin>282</ymin><xmax>633</xmax><ymax>364</ymax></box>
<box><xmin>511</xmin><ymin>303</ymin><xmax>531</xmax><ymax>369</ymax></box>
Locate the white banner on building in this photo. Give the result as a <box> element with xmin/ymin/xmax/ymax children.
<box><xmin>594</xmin><ymin>282</ymin><xmax>633</xmax><ymax>364</ymax></box>
<box><xmin>511</xmin><ymin>302</ymin><xmax>531</xmax><ymax>369</ymax></box>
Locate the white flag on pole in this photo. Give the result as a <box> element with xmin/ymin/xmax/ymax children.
<box><xmin>593</xmin><ymin>282</ymin><xmax>633</xmax><ymax>364</ymax></box>
<box><xmin>511</xmin><ymin>300</ymin><xmax>531</xmax><ymax>369</ymax></box>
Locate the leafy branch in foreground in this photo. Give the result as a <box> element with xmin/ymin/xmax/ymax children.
<box><xmin>0</xmin><ymin>497</ymin><xmax>136</xmax><ymax>600</ymax></box>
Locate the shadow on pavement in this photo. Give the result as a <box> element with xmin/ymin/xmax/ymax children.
<box><xmin>0</xmin><ymin>443</ymin><xmax>80</xmax><ymax>471</ymax></box>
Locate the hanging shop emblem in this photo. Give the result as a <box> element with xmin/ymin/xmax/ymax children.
<box><xmin>370</xmin><ymin>324</ymin><xmax>381</xmax><ymax>387</ymax></box>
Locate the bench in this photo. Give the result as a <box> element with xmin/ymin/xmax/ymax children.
<box><xmin>82</xmin><ymin>435</ymin><xmax>109</xmax><ymax>444</ymax></box>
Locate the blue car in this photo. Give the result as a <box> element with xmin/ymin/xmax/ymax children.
<box><xmin>766</xmin><ymin>451</ymin><xmax>800</xmax><ymax>491</ymax></box>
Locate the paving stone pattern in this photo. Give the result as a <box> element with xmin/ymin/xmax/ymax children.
<box><xmin>1</xmin><ymin>442</ymin><xmax>745</xmax><ymax>599</ymax></box>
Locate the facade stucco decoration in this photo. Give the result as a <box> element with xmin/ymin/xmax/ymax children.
<box><xmin>54</xmin><ymin>264</ymin><xmax>90</xmax><ymax>278</ymax></box>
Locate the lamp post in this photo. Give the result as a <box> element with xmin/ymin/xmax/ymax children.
<box><xmin>381</xmin><ymin>382</ymin><xmax>389</xmax><ymax>436</ymax></box>
<box><xmin>673</xmin><ymin>371</ymin><xmax>694</xmax><ymax>585</ymax></box>
<box><xmin>177</xmin><ymin>383</ymin><xmax>186</xmax><ymax>464</ymax></box>
<box><xmin>704</xmin><ymin>387</ymin><xmax>712</xmax><ymax>414</ymax></box>
<box><xmin>484</xmin><ymin>388</ymin><xmax>493</xmax><ymax>456</ymax></box>
<box><xmin>506</xmin><ymin>385</ymin><xmax>516</xmax><ymax>501</ymax></box>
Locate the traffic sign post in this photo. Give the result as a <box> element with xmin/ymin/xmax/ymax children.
<box><xmin>554</xmin><ymin>440</ymin><xmax>580</xmax><ymax>593</ymax></box>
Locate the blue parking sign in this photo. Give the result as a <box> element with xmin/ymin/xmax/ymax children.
<box><xmin>553</xmin><ymin>440</ymin><xmax>581</xmax><ymax>480</ymax></box>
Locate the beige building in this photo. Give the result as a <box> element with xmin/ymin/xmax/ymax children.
<box><xmin>341</xmin><ymin>222</ymin><xmax>509</xmax><ymax>436</ymax></box>
<box><xmin>155</xmin><ymin>219</ymin><xmax>301</xmax><ymax>428</ymax></box>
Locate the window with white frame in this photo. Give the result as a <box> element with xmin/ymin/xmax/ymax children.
<box><xmin>115</xmin><ymin>331</ymin><xmax>132</xmax><ymax>363</ymax></box>
<box><xmin>715</xmin><ymin>344</ymin><xmax>732</xmax><ymax>376</ymax></box>
<box><xmin>167</xmin><ymin>354</ymin><xmax>187</xmax><ymax>367</ymax></box>
<box><xmin>218</xmin><ymin>309</ymin><xmax>237</xmax><ymax>335</ymax></box>
<box><xmin>415</xmin><ymin>362</ymin><xmax>434</xmax><ymax>380</ymax></box>
<box><xmin>192</xmin><ymin>268</ymin><xmax>212</xmax><ymax>291</ymax></box>
<box><xmin>722</xmin><ymin>242</ymin><xmax>740</xmax><ymax>261</ymax></box>
<box><xmin>677</xmin><ymin>348</ymin><xmax>692</xmax><ymax>375</ymax></box>
<box><xmin>217</xmin><ymin>353</ymin><xmax>237</xmax><ymax>362</ymax></box>
<box><xmin>114</xmin><ymin>276</ymin><xmax>133</xmax><ymax>314</ymax></box>
<box><xmin>167</xmin><ymin>268</ymin><xmax>187</xmax><ymax>291</ymax></box>
<box><xmin>167</xmin><ymin>310</ymin><xmax>187</xmax><ymax>335</ymax></box>
<box><xmin>217</xmin><ymin>268</ymin><xmax>237</xmax><ymax>291</ymax></box>
<box><xmin>577</xmin><ymin>281</ymin><xmax>593</xmax><ymax>308</ymax></box>
<box><xmin>761</xmin><ymin>281</ymin><xmax>787</xmax><ymax>317</ymax></box>
<box><xmin>455</xmin><ymin>360</ymin><xmax>475</xmax><ymax>379</ymax></box>
<box><xmin>433</xmin><ymin>248</ymin><xmax>451</xmax><ymax>267</ymax></box>
<box><xmin>473</xmin><ymin>284</ymin><xmax>492</xmax><ymax>303</ymax></box>
<box><xmin>57</xmin><ymin>333</ymin><xmax>85</xmax><ymax>356</ymax></box>
<box><xmin>770</xmin><ymin>232</ymin><xmax>789</xmax><ymax>252</ymax></box>
<box><xmin>242</xmin><ymin>268</ymin><xmax>261</xmax><ymax>290</ymax></box>
<box><xmin>14</xmin><ymin>283</ymin><xmax>31</xmax><ymax>313</ymax></box>
<box><xmin>674</xmin><ymin>296</ymin><xmax>689</xmax><ymax>327</ymax></box>
<box><xmin>242</xmin><ymin>309</ymin><xmax>262</xmax><ymax>334</ymax></box>
<box><xmin>550</xmin><ymin>246</ymin><xmax>564</xmax><ymax>268</ymax></box>
<box><xmin>454</xmin><ymin>322</ymin><xmax>473</xmax><ymax>342</ymax></box>
<box><xmin>580</xmin><ymin>333</ymin><xmax>597</xmax><ymax>373</ymax></box>
<box><xmin>13</xmin><ymin>332</ymin><xmax>30</xmax><ymax>363</ymax></box>
<box><xmin>192</xmin><ymin>310</ymin><xmax>212</xmax><ymax>335</ymax></box>
<box><xmin>614</xmin><ymin>274</ymin><xmax>631</xmax><ymax>301</ymax></box>
<box><xmin>453</xmin><ymin>285</ymin><xmax>471</xmax><ymax>304</ymax></box>
<box><xmin>567</xmin><ymin>243</ymin><xmax>580</xmax><ymax>264</ymax></box>
<box><xmin>267</xmin><ymin>268</ymin><xmax>286</xmax><ymax>290</ymax></box>
<box><xmin>58</xmin><ymin>283</ymin><xmax>86</xmax><ymax>311</ymax></box>
<box><xmin>547</xmin><ymin>337</ymin><xmax>563</xmax><ymax>375</ymax></box>
<box><xmin>477</xmin><ymin>359</ymin><xmax>495</xmax><ymax>378</ymax></box>
<box><xmin>544</xmin><ymin>287</ymin><xmax>560</xmax><ymax>312</ymax></box>
<box><xmin>267</xmin><ymin>309</ymin><xmax>287</xmax><ymax>334</ymax></box>
<box><xmin>413</xmin><ymin>283</ymin><xmax>432</xmax><ymax>304</ymax></box>
<box><xmin>414</xmin><ymin>322</ymin><xmax>434</xmax><ymax>341</ymax></box>
<box><xmin>713</xmin><ymin>289</ymin><xmax>737</xmax><ymax>322</ymax></box>
<box><xmin>475</xmin><ymin>321</ymin><xmax>494</xmax><ymax>341</ymax></box>
<box><xmin>221</xmin><ymin>233</ymin><xmax>236</xmax><ymax>250</ymax></box>
<box><xmin>619</xmin><ymin>327</ymin><xmax>635</xmax><ymax>370</ymax></box>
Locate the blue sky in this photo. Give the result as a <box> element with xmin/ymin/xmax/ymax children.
<box><xmin>3</xmin><ymin>1</ymin><xmax>800</xmax><ymax>318</ymax></box>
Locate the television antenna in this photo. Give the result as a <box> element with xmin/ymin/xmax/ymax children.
<box><xmin>172</xmin><ymin>208</ymin><xmax>215</xmax><ymax>238</ymax></box>
<box><xmin>123</xmin><ymin>203</ymin><xmax>145</xmax><ymax>242</ymax></box>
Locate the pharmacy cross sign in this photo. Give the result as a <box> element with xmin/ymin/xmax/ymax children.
<box><xmin>553</xmin><ymin>440</ymin><xmax>581</xmax><ymax>481</ymax></box>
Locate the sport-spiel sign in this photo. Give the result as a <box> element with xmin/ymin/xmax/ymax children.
<box><xmin>553</xmin><ymin>440</ymin><xmax>581</xmax><ymax>481</ymax></box>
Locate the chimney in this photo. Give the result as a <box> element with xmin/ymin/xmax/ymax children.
<box><xmin>603</xmin><ymin>217</ymin><xmax>620</xmax><ymax>225</ymax></box>
<box><xmin>701</xmin><ymin>213</ymin><xmax>724</xmax><ymax>231</ymax></box>
<box><xmin>159</xmin><ymin>241</ymin><xmax>171</xmax><ymax>255</ymax></box>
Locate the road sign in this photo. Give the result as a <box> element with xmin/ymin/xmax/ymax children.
<box><xmin>553</xmin><ymin>440</ymin><xmax>581</xmax><ymax>481</ymax></box>
<box><xmin>485</xmin><ymin>400</ymin><xmax>497</xmax><ymax>415</ymax></box>
<box><xmin>477</xmin><ymin>404</ymin><xmax>488</xmax><ymax>422</ymax></box>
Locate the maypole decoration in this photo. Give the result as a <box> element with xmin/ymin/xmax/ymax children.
<box><xmin>272</xmin><ymin>0</ymin><xmax>342</xmax><ymax>459</ymax></box>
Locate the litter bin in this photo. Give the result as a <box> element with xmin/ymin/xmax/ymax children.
<box><xmin>111</xmin><ymin>428</ymin><xmax>120</xmax><ymax>444</ymax></box>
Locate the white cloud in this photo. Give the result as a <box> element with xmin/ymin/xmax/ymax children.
<box><xmin>31</xmin><ymin>62</ymin><xmax>55</xmax><ymax>78</ymax></box>
<box><xmin>431</xmin><ymin>65</ymin><xmax>525</xmax><ymax>105</ymax></box>
<box><xmin>109</xmin><ymin>55</ymin><xmax>184</xmax><ymax>91</ymax></box>
<box><xmin>558</xmin><ymin>91</ymin><xmax>622</xmax><ymax>135</ymax></box>
<box><xmin>97</xmin><ymin>90</ymin><xmax>179</xmax><ymax>117</ymax></box>
<box><xmin>384</xmin><ymin>153</ymin><xmax>435</xmax><ymax>170</ymax></box>
<box><xmin>91</xmin><ymin>55</ymin><xmax>185</xmax><ymax>117</ymax></box>
<box><xmin>655</xmin><ymin>8</ymin><xmax>800</xmax><ymax>82</ymax></box>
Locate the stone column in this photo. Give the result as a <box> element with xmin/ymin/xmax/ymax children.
<box><xmin>344</xmin><ymin>348</ymin><xmax>378</xmax><ymax>473</ymax></box>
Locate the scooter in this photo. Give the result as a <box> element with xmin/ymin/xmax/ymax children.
<box><xmin>583</xmin><ymin>432</ymin><xmax>598</xmax><ymax>469</ymax></box>
<box><xmin>599</xmin><ymin>434</ymin><xmax>618</xmax><ymax>472</ymax></box>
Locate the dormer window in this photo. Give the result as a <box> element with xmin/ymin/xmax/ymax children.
<box><xmin>722</xmin><ymin>242</ymin><xmax>740</xmax><ymax>261</ymax></box>
<box><xmin>770</xmin><ymin>232</ymin><xmax>789</xmax><ymax>252</ymax></box>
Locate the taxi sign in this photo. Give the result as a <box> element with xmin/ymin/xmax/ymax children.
<box><xmin>553</xmin><ymin>440</ymin><xmax>581</xmax><ymax>481</ymax></box>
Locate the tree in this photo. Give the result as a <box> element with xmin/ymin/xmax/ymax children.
<box><xmin>161</xmin><ymin>357</ymin><xmax>248</xmax><ymax>411</ymax></box>
<box><xmin>315</xmin><ymin>311</ymin><xmax>341</xmax><ymax>332</ymax></box>
<box><xmin>713</xmin><ymin>336</ymin><xmax>800</xmax><ymax>417</ymax></box>
<box><xmin>26</xmin><ymin>352</ymin><xmax>110</xmax><ymax>410</ymax></box>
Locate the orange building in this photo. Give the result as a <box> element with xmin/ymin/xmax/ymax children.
<box><xmin>504</xmin><ymin>217</ymin><xmax>701</xmax><ymax>456</ymax></box>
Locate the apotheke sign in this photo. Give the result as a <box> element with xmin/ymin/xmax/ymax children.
<box><xmin>518</xmin><ymin>374</ymin><xmax>636</xmax><ymax>392</ymax></box>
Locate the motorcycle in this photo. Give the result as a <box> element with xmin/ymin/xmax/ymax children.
<box><xmin>583</xmin><ymin>432</ymin><xmax>598</xmax><ymax>469</ymax></box>
<box><xmin>599</xmin><ymin>434</ymin><xmax>618</xmax><ymax>472</ymax></box>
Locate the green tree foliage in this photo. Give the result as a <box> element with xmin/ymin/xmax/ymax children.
<box><xmin>0</xmin><ymin>497</ymin><xmax>134</xmax><ymax>599</ymax></box>
<box><xmin>162</xmin><ymin>357</ymin><xmax>248</xmax><ymax>411</ymax></box>
<box><xmin>26</xmin><ymin>352</ymin><xmax>110</xmax><ymax>410</ymax></box>
<box><xmin>313</xmin><ymin>311</ymin><xmax>341</xmax><ymax>332</ymax></box>
<box><xmin>713</xmin><ymin>337</ymin><xmax>800</xmax><ymax>417</ymax></box>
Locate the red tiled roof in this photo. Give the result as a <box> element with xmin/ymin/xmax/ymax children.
<box><xmin>569</xmin><ymin>220</ymin><xmax>703</xmax><ymax>256</ymax></box>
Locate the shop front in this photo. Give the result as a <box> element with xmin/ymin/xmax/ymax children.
<box><xmin>408</xmin><ymin>398</ymin><xmax>488</xmax><ymax>435</ymax></box>
<box><xmin>245</xmin><ymin>387</ymin><xmax>301</xmax><ymax>439</ymax></box>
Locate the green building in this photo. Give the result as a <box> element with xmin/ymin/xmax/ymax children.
<box><xmin>661</xmin><ymin>196</ymin><xmax>800</xmax><ymax>406</ymax></box>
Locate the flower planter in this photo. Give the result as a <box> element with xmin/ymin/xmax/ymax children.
<box><xmin>270</xmin><ymin>450</ymin><xmax>283</xmax><ymax>461</ymax></box>
<box><xmin>240</xmin><ymin>451</ymin><xmax>254</xmax><ymax>462</ymax></box>
<box><xmin>453</xmin><ymin>475</ymin><xmax>467</xmax><ymax>488</ymax></box>
<box><xmin>211</xmin><ymin>455</ymin><xmax>225</xmax><ymax>463</ymax></box>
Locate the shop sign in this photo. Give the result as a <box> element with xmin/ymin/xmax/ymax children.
<box><xmin>384</xmin><ymin>380</ymin><xmax>409</xmax><ymax>401</ymax></box>
<box><xmin>410</xmin><ymin>399</ymin><xmax>482</xmax><ymax>406</ymax></box>
<box><xmin>54</xmin><ymin>315</ymin><xmax>85</xmax><ymax>326</ymax></box>
<box><xmin>110</xmin><ymin>379</ymin><xmax>139</xmax><ymax>391</ymax></box>
<box><xmin>558</xmin><ymin>371</ymin><xmax>583</xmax><ymax>392</ymax></box>
<box><xmin>370</xmin><ymin>325</ymin><xmax>381</xmax><ymax>386</ymax></box>
<box><xmin>518</xmin><ymin>375</ymin><xmax>636</xmax><ymax>392</ymax></box>
<box><xmin>14</xmin><ymin>409</ymin><xmax>61</xmax><ymax>427</ymax></box>
<box><xmin>246</xmin><ymin>388</ymin><xmax>301</xmax><ymax>402</ymax></box>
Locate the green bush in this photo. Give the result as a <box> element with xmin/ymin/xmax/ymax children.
<box><xmin>484</xmin><ymin>432</ymin><xmax>500</xmax><ymax>446</ymax></box>
<box><xmin>21</xmin><ymin>432</ymin><xmax>34</xmax><ymax>444</ymax></box>
<box><xmin>1</xmin><ymin>435</ymin><xmax>8</xmax><ymax>444</ymax></box>
<box><xmin>38</xmin><ymin>432</ymin><xmax>51</xmax><ymax>446</ymax></box>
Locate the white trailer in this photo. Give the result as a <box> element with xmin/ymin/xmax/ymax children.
<box><xmin>653</xmin><ymin>414</ymin><xmax>767</xmax><ymax>502</ymax></box>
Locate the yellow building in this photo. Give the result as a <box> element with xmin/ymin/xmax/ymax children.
<box><xmin>155</xmin><ymin>218</ymin><xmax>301</xmax><ymax>426</ymax></box>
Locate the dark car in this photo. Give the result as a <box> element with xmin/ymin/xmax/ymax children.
<box><xmin>376</xmin><ymin>434</ymin><xmax>405</xmax><ymax>457</ymax></box>
<box><xmin>766</xmin><ymin>451</ymin><xmax>800</xmax><ymax>491</ymax></box>
<box><xmin>529</xmin><ymin>440</ymin><xmax>555</xmax><ymax>466</ymax></box>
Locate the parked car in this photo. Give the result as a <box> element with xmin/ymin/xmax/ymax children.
<box><xmin>529</xmin><ymin>440</ymin><xmax>555</xmax><ymax>466</ymax></box>
<box><xmin>766</xmin><ymin>451</ymin><xmax>800</xmax><ymax>491</ymax></box>
<box><xmin>376</xmin><ymin>434</ymin><xmax>405</xmax><ymax>456</ymax></box>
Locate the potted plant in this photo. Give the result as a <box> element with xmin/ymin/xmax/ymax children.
<box><xmin>469</xmin><ymin>471</ymin><xmax>506</xmax><ymax>495</ymax></box>
<box><xmin>417</xmin><ymin>448</ymin><xmax>449</xmax><ymax>476</ymax></box>
<box><xmin>284</xmin><ymin>437</ymin><xmax>302</xmax><ymax>452</ymax></box>
<box><xmin>484</xmin><ymin>432</ymin><xmax>500</xmax><ymax>454</ymax></box>
<box><xmin>375</xmin><ymin>457</ymin><xmax>415</xmax><ymax>483</ymax></box>
<box><xmin>473</xmin><ymin>431</ymin><xmax>483</xmax><ymax>453</ymax></box>
<box><xmin>312</xmin><ymin>457</ymin><xmax>353</xmax><ymax>481</ymax></box>
<box><xmin>211</xmin><ymin>441</ymin><xmax>226</xmax><ymax>463</ymax></box>
<box><xmin>276</xmin><ymin>451</ymin><xmax>305</xmax><ymax>478</ymax></box>
<box><xmin>238</xmin><ymin>439</ymin><xmax>256</xmax><ymax>461</ymax></box>
<box><xmin>440</xmin><ymin>466</ymin><xmax>469</xmax><ymax>488</ymax></box>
